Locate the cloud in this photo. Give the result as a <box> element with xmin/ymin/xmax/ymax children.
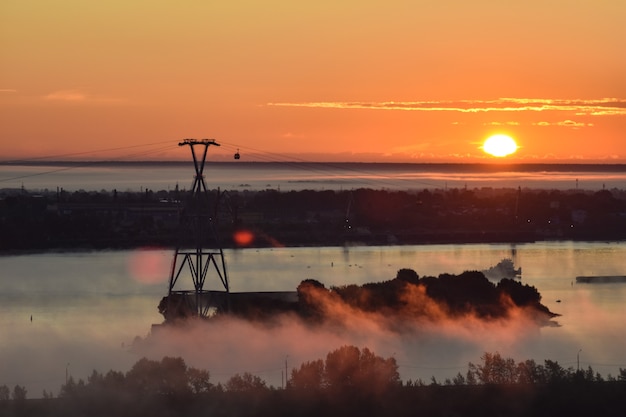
<box><xmin>43</xmin><ymin>90</ymin><xmax>126</xmax><ymax>104</ymax></box>
<box><xmin>532</xmin><ymin>120</ymin><xmax>593</xmax><ymax>128</ymax></box>
<box><xmin>281</xmin><ymin>132</ymin><xmax>305</xmax><ymax>139</ymax></box>
<box><xmin>0</xmin><ymin>89</ymin><xmax>18</xmax><ymax>93</ymax></box>
<box><xmin>267</xmin><ymin>98</ymin><xmax>626</xmax><ymax>117</ymax></box>
<box><xmin>483</xmin><ymin>121</ymin><xmax>521</xmax><ymax>126</ymax></box>
<box><xmin>44</xmin><ymin>90</ymin><xmax>88</xmax><ymax>101</ymax></box>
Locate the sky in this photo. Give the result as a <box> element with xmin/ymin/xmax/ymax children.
<box><xmin>1</xmin><ymin>1</ymin><xmax>625</xmax><ymax>163</ymax></box>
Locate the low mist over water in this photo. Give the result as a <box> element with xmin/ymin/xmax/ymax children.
<box><xmin>2</xmin><ymin>162</ymin><xmax>626</xmax><ymax>192</ymax></box>
<box><xmin>1</xmin><ymin>242</ymin><xmax>625</xmax><ymax>397</ymax></box>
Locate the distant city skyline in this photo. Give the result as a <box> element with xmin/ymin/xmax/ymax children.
<box><xmin>1</xmin><ymin>1</ymin><xmax>625</xmax><ymax>163</ymax></box>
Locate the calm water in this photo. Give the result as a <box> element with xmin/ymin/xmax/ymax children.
<box><xmin>2</xmin><ymin>162</ymin><xmax>626</xmax><ymax>192</ymax></box>
<box><xmin>2</xmin><ymin>163</ymin><xmax>625</xmax><ymax>395</ymax></box>
<box><xmin>1</xmin><ymin>242</ymin><xmax>625</xmax><ymax>396</ymax></box>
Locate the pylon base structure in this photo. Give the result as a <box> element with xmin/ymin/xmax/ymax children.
<box><xmin>158</xmin><ymin>139</ymin><xmax>230</xmax><ymax>322</ymax></box>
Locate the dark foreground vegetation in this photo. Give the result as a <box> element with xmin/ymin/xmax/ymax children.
<box><xmin>2</xmin><ymin>347</ymin><xmax>625</xmax><ymax>417</ymax></box>
<box><xmin>161</xmin><ymin>270</ymin><xmax>558</xmax><ymax>326</ymax></box>
<box><xmin>2</xmin><ymin>186</ymin><xmax>626</xmax><ymax>250</ymax></box>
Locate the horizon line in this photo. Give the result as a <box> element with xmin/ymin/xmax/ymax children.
<box><xmin>2</xmin><ymin>159</ymin><xmax>626</xmax><ymax>167</ymax></box>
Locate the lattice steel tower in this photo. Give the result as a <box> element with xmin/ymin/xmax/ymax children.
<box><xmin>161</xmin><ymin>139</ymin><xmax>229</xmax><ymax>321</ymax></box>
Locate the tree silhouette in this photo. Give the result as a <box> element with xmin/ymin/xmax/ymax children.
<box><xmin>224</xmin><ymin>372</ymin><xmax>267</xmax><ymax>392</ymax></box>
<box><xmin>125</xmin><ymin>356</ymin><xmax>192</xmax><ymax>399</ymax></box>
<box><xmin>298</xmin><ymin>268</ymin><xmax>557</xmax><ymax>327</ymax></box>
<box><xmin>469</xmin><ymin>352</ymin><xmax>518</xmax><ymax>384</ymax></box>
<box><xmin>289</xmin><ymin>359</ymin><xmax>324</xmax><ymax>390</ymax></box>
<box><xmin>0</xmin><ymin>385</ymin><xmax>9</xmax><ymax>401</ymax></box>
<box><xmin>290</xmin><ymin>346</ymin><xmax>400</xmax><ymax>395</ymax></box>
<box><xmin>187</xmin><ymin>368</ymin><xmax>212</xmax><ymax>394</ymax></box>
<box><xmin>5</xmin><ymin>351</ymin><xmax>626</xmax><ymax>417</ymax></box>
<box><xmin>11</xmin><ymin>385</ymin><xmax>27</xmax><ymax>401</ymax></box>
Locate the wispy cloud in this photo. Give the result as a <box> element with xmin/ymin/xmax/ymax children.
<box><xmin>43</xmin><ymin>90</ymin><xmax>126</xmax><ymax>104</ymax></box>
<box><xmin>0</xmin><ymin>89</ymin><xmax>18</xmax><ymax>93</ymax></box>
<box><xmin>483</xmin><ymin>121</ymin><xmax>521</xmax><ymax>126</ymax></box>
<box><xmin>481</xmin><ymin>119</ymin><xmax>592</xmax><ymax>129</ymax></box>
<box><xmin>268</xmin><ymin>98</ymin><xmax>626</xmax><ymax>117</ymax></box>
<box><xmin>532</xmin><ymin>120</ymin><xmax>594</xmax><ymax>128</ymax></box>
<box><xmin>44</xmin><ymin>90</ymin><xmax>87</xmax><ymax>101</ymax></box>
<box><xmin>281</xmin><ymin>132</ymin><xmax>305</xmax><ymax>139</ymax></box>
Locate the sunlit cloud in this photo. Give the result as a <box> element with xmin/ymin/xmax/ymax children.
<box><xmin>44</xmin><ymin>90</ymin><xmax>88</xmax><ymax>101</ymax></box>
<box><xmin>43</xmin><ymin>90</ymin><xmax>126</xmax><ymax>104</ymax></box>
<box><xmin>268</xmin><ymin>98</ymin><xmax>626</xmax><ymax>117</ymax></box>
<box><xmin>483</xmin><ymin>121</ymin><xmax>521</xmax><ymax>126</ymax></box>
<box><xmin>0</xmin><ymin>89</ymin><xmax>18</xmax><ymax>93</ymax></box>
<box><xmin>532</xmin><ymin>120</ymin><xmax>593</xmax><ymax>128</ymax></box>
<box><xmin>281</xmin><ymin>132</ymin><xmax>305</xmax><ymax>139</ymax></box>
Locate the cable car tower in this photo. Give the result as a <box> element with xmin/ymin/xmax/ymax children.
<box><xmin>161</xmin><ymin>138</ymin><xmax>229</xmax><ymax>321</ymax></box>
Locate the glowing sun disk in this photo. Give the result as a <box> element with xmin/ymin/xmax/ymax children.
<box><xmin>483</xmin><ymin>134</ymin><xmax>518</xmax><ymax>157</ymax></box>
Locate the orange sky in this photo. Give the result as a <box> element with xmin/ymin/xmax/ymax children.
<box><xmin>1</xmin><ymin>1</ymin><xmax>625</xmax><ymax>163</ymax></box>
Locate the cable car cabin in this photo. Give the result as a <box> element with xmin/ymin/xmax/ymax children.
<box><xmin>234</xmin><ymin>150</ymin><xmax>240</xmax><ymax>160</ymax></box>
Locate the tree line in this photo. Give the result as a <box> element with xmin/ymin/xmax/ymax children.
<box><xmin>165</xmin><ymin>269</ymin><xmax>558</xmax><ymax>326</ymax></box>
<box><xmin>2</xmin><ymin>346</ymin><xmax>625</xmax><ymax>416</ymax></box>
<box><xmin>3</xmin><ymin>186</ymin><xmax>626</xmax><ymax>251</ymax></box>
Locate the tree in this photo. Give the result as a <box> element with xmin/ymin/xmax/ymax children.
<box><xmin>469</xmin><ymin>352</ymin><xmax>518</xmax><ymax>384</ymax></box>
<box><xmin>289</xmin><ymin>359</ymin><xmax>324</xmax><ymax>390</ymax></box>
<box><xmin>290</xmin><ymin>345</ymin><xmax>400</xmax><ymax>395</ymax></box>
<box><xmin>516</xmin><ymin>359</ymin><xmax>544</xmax><ymax>384</ymax></box>
<box><xmin>187</xmin><ymin>368</ymin><xmax>212</xmax><ymax>394</ymax></box>
<box><xmin>324</xmin><ymin>345</ymin><xmax>362</xmax><ymax>389</ymax></box>
<box><xmin>158</xmin><ymin>356</ymin><xmax>190</xmax><ymax>397</ymax></box>
<box><xmin>125</xmin><ymin>358</ymin><xmax>163</xmax><ymax>397</ymax></box>
<box><xmin>11</xmin><ymin>385</ymin><xmax>27</xmax><ymax>401</ymax></box>
<box><xmin>125</xmin><ymin>356</ymin><xmax>192</xmax><ymax>398</ymax></box>
<box><xmin>297</xmin><ymin>279</ymin><xmax>330</xmax><ymax>320</ymax></box>
<box><xmin>352</xmin><ymin>347</ymin><xmax>401</xmax><ymax>394</ymax></box>
<box><xmin>465</xmin><ymin>368</ymin><xmax>477</xmax><ymax>385</ymax></box>
<box><xmin>225</xmin><ymin>372</ymin><xmax>267</xmax><ymax>392</ymax></box>
<box><xmin>543</xmin><ymin>359</ymin><xmax>568</xmax><ymax>383</ymax></box>
<box><xmin>452</xmin><ymin>372</ymin><xmax>466</xmax><ymax>385</ymax></box>
<box><xmin>396</xmin><ymin>268</ymin><xmax>420</xmax><ymax>285</ymax></box>
<box><xmin>0</xmin><ymin>385</ymin><xmax>9</xmax><ymax>401</ymax></box>
<box><xmin>59</xmin><ymin>376</ymin><xmax>81</xmax><ymax>398</ymax></box>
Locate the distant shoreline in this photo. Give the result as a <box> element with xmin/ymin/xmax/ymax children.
<box><xmin>2</xmin><ymin>186</ymin><xmax>626</xmax><ymax>252</ymax></box>
<box><xmin>3</xmin><ymin>162</ymin><xmax>626</xmax><ymax>197</ymax></box>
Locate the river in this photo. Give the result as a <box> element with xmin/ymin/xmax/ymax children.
<box><xmin>1</xmin><ymin>241</ymin><xmax>625</xmax><ymax>396</ymax></box>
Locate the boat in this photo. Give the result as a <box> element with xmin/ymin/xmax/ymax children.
<box><xmin>482</xmin><ymin>258</ymin><xmax>522</xmax><ymax>280</ymax></box>
<box><xmin>575</xmin><ymin>275</ymin><xmax>626</xmax><ymax>284</ymax></box>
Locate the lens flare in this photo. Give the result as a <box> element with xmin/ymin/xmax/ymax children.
<box><xmin>233</xmin><ymin>229</ymin><xmax>255</xmax><ymax>247</ymax></box>
<box><xmin>128</xmin><ymin>247</ymin><xmax>170</xmax><ymax>284</ymax></box>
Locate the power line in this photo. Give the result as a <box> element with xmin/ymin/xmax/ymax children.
<box><xmin>218</xmin><ymin>140</ymin><xmax>440</xmax><ymax>189</ymax></box>
<box><xmin>1</xmin><ymin>138</ymin><xmax>442</xmax><ymax>190</ymax></box>
<box><xmin>0</xmin><ymin>143</ymin><xmax>176</xmax><ymax>184</ymax></box>
<box><xmin>1</xmin><ymin>140</ymin><xmax>176</xmax><ymax>164</ymax></box>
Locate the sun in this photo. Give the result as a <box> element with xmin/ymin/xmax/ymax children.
<box><xmin>482</xmin><ymin>134</ymin><xmax>518</xmax><ymax>157</ymax></box>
